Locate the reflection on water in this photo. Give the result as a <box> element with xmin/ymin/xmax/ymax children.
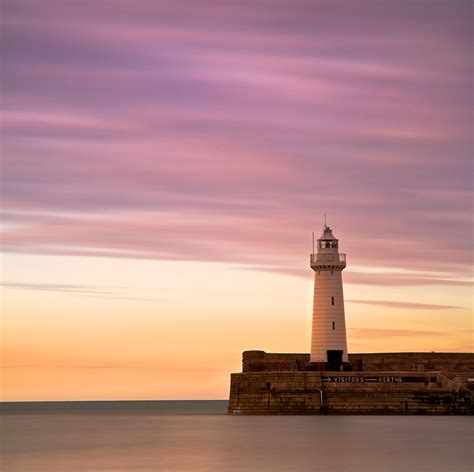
<box><xmin>1</xmin><ymin>401</ymin><xmax>472</xmax><ymax>472</ymax></box>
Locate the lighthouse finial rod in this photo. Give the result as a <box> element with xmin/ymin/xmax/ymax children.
<box><xmin>324</xmin><ymin>212</ymin><xmax>327</xmax><ymax>228</ymax></box>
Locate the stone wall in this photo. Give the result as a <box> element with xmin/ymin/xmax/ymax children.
<box><xmin>242</xmin><ymin>351</ymin><xmax>474</xmax><ymax>376</ymax></box>
<box><xmin>228</xmin><ymin>372</ymin><xmax>324</xmax><ymax>415</ymax></box>
<box><xmin>230</xmin><ymin>351</ymin><xmax>474</xmax><ymax>415</ymax></box>
<box><xmin>322</xmin><ymin>389</ymin><xmax>470</xmax><ymax>415</ymax></box>
<box><xmin>228</xmin><ymin>372</ymin><xmax>323</xmax><ymax>415</ymax></box>
<box><xmin>228</xmin><ymin>371</ymin><xmax>472</xmax><ymax>415</ymax></box>
<box><xmin>349</xmin><ymin>352</ymin><xmax>474</xmax><ymax>378</ymax></box>
<box><xmin>321</xmin><ymin>371</ymin><xmax>470</xmax><ymax>415</ymax></box>
<box><xmin>242</xmin><ymin>351</ymin><xmax>309</xmax><ymax>372</ymax></box>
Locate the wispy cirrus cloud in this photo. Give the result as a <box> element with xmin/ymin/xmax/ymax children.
<box><xmin>242</xmin><ymin>266</ymin><xmax>472</xmax><ymax>288</ymax></box>
<box><xmin>349</xmin><ymin>328</ymin><xmax>447</xmax><ymax>339</ymax></box>
<box><xmin>1</xmin><ymin>281</ymin><xmax>120</xmax><ymax>295</ymax></box>
<box><xmin>343</xmin><ymin>273</ymin><xmax>473</xmax><ymax>287</ymax></box>
<box><xmin>0</xmin><ymin>281</ymin><xmax>167</xmax><ymax>302</ymax></box>
<box><xmin>346</xmin><ymin>300</ymin><xmax>462</xmax><ymax>310</ymax></box>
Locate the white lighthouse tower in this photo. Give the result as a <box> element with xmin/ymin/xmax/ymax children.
<box><xmin>310</xmin><ymin>225</ymin><xmax>348</xmax><ymax>369</ymax></box>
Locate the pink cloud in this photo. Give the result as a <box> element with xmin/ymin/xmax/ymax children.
<box><xmin>1</xmin><ymin>0</ymin><xmax>471</xmax><ymax>281</ymax></box>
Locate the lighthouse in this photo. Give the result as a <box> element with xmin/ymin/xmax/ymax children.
<box><xmin>310</xmin><ymin>225</ymin><xmax>348</xmax><ymax>369</ymax></box>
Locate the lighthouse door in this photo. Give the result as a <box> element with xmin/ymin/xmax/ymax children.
<box><xmin>327</xmin><ymin>350</ymin><xmax>343</xmax><ymax>371</ymax></box>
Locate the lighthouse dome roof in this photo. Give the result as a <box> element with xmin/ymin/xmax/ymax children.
<box><xmin>319</xmin><ymin>226</ymin><xmax>337</xmax><ymax>240</ymax></box>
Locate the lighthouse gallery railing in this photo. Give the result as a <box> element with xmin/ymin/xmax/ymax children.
<box><xmin>310</xmin><ymin>253</ymin><xmax>346</xmax><ymax>264</ymax></box>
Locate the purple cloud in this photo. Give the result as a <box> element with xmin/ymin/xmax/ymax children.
<box><xmin>1</xmin><ymin>1</ymin><xmax>471</xmax><ymax>279</ymax></box>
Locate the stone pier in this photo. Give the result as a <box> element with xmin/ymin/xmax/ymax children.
<box><xmin>228</xmin><ymin>351</ymin><xmax>474</xmax><ymax>415</ymax></box>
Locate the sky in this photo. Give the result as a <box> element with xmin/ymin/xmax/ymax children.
<box><xmin>1</xmin><ymin>0</ymin><xmax>472</xmax><ymax>401</ymax></box>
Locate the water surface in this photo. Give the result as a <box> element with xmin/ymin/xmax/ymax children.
<box><xmin>1</xmin><ymin>401</ymin><xmax>472</xmax><ymax>471</ymax></box>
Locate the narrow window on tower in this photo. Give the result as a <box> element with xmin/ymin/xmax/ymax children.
<box><xmin>331</xmin><ymin>296</ymin><xmax>334</xmax><ymax>305</ymax></box>
<box><xmin>332</xmin><ymin>322</ymin><xmax>335</xmax><ymax>330</ymax></box>
<box><xmin>331</xmin><ymin>270</ymin><xmax>333</xmax><ymax>274</ymax></box>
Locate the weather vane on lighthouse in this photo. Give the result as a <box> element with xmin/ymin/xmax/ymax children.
<box><xmin>310</xmin><ymin>223</ymin><xmax>348</xmax><ymax>370</ymax></box>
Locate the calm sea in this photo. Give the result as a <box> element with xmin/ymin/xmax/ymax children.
<box><xmin>0</xmin><ymin>401</ymin><xmax>472</xmax><ymax>471</ymax></box>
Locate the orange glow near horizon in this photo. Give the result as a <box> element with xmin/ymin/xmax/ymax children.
<box><xmin>1</xmin><ymin>254</ymin><xmax>471</xmax><ymax>401</ymax></box>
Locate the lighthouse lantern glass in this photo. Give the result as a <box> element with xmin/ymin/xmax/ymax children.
<box><xmin>320</xmin><ymin>240</ymin><xmax>338</xmax><ymax>249</ymax></box>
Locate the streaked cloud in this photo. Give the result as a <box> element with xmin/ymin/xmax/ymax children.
<box><xmin>0</xmin><ymin>281</ymin><xmax>167</xmax><ymax>302</ymax></box>
<box><xmin>349</xmin><ymin>328</ymin><xmax>447</xmax><ymax>339</ymax></box>
<box><xmin>1</xmin><ymin>0</ymin><xmax>471</xmax><ymax>278</ymax></box>
<box><xmin>243</xmin><ymin>266</ymin><xmax>472</xmax><ymax>288</ymax></box>
<box><xmin>1</xmin><ymin>281</ymin><xmax>120</xmax><ymax>295</ymax></box>
<box><xmin>346</xmin><ymin>300</ymin><xmax>462</xmax><ymax>310</ymax></box>
<box><xmin>343</xmin><ymin>273</ymin><xmax>473</xmax><ymax>287</ymax></box>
